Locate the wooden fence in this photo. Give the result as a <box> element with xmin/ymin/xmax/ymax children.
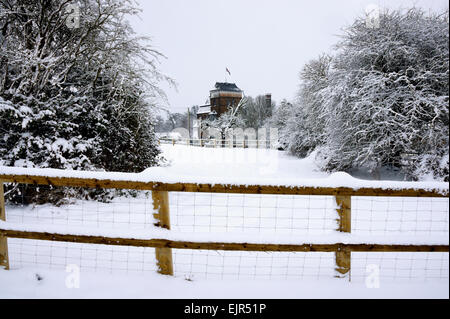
<box><xmin>0</xmin><ymin>171</ymin><xmax>448</xmax><ymax>279</ymax></box>
<box><xmin>158</xmin><ymin>138</ymin><xmax>274</xmax><ymax>149</ymax></box>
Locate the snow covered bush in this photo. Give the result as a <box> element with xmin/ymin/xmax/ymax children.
<box><xmin>271</xmin><ymin>8</ymin><xmax>449</xmax><ymax>181</ymax></box>
<box><xmin>237</xmin><ymin>95</ymin><xmax>275</xmax><ymax>132</ymax></box>
<box><xmin>265</xmin><ymin>99</ymin><xmax>294</xmax><ymax>150</ymax></box>
<box><xmin>321</xmin><ymin>8</ymin><xmax>449</xmax><ymax>181</ymax></box>
<box><xmin>287</xmin><ymin>54</ymin><xmax>331</xmax><ymax>157</ymax></box>
<box><xmin>0</xmin><ymin>0</ymin><xmax>171</xmax><ymax>203</ymax></box>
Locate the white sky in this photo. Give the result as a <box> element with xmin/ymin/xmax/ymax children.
<box><xmin>129</xmin><ymin>0</ymin><xmax>449</xmax><ymax>114</ymax></box>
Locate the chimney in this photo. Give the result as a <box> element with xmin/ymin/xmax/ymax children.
<box><xmin>265</xmin><ymin>93</ymin><xmax>272</xmax><ymax>109</ymax></box>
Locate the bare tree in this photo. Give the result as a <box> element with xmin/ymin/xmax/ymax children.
<box><xmin>238</xmin><ymin>95</ymin><xmax>275</xmax><ymax>132</ymax></box>
<box><xmin>202</xmin><ymin>97</ymin><xmax>248</xmax><ymax>147</ymax></box>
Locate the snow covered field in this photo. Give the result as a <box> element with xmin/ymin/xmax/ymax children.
<box><xmin>1</xmin><ymin>267</ymin><xmax>448</xmax><ymax>299</ymax></box>
<box><xmin>0</xmin><ymin>145</ymin><xmax>448</xmax><ymax>298</ymax></box>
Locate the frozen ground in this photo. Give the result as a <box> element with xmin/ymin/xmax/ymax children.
<box><xmin>0</xmin><ymin>145</ymin><xmax>448</xmax><ymax>298</ymax></box>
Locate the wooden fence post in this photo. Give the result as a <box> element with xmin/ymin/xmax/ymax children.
<box><xmin>152</xmin><ymin>191</ymin><xmax>173</xmax><ymax>276</ymax></box>
<box><xmin>0</xmin><ymin>180</ymin><xmax>9</xmax><ymax>270</ymax></box>
<box><xmin>335</xmin><ymin>195</ymin><xmax>351</xmax><ymax>280</ymax></box>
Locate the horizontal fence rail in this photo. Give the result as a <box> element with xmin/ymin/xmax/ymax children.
<box><xmin>0</xmin><ymin>168</ymin><xmax>448</xmax><ymax>281</ymax></box>
<box><xmin>0</xmin><ymin>172</ymin><xmax>448</xmax><ymax>197</ymax></box>
<box><xmin>1</xmin><ymin>229</ymin><xmax>448</xmax><ymax>252</ymax></box>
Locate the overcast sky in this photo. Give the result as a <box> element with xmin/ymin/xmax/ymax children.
<box><xmin>129</xmin><ymin>0</ymin><xmax>449</xmax><ymax>114</ymax></box>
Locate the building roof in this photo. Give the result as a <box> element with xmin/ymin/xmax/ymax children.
<box><xmin>213</xmin><ymin>82</ymin><xmax>242</xmax><ymax>92</ymax></box>
<box><xmin>197</xmin><ymin>105</ymin><xmax>211</xmax><ymax>115</ymax></box>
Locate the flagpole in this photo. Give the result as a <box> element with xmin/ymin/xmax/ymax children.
<box><xmin>225</xmin><ymin>67</ymin><xmax>231</xmax><ymax>83</ymax></box>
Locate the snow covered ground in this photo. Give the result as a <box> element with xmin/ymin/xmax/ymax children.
<box><xmin>1</xmin><ymin>267</ymin><xmax>448</xmax><ymax>299</ymax></box>
<box><xmin>154</xmin><ymin>144</ymin><xmax>330</xmax><ymax>181</ymax></box>
<box><xmin>0</xmin><ymin>145</ymin><xmax>448</xmax><ymax>298</ymax></box>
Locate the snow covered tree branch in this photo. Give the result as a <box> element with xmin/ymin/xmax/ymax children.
<box><xmin>268</xmin><ymin>8</ymin><xmax>449</xmax><ymax>181</ymax></box>
<box><xmin>0</xmin><ymin>0</ymin><xmax>173</xmax><ymax>202</ymax></box>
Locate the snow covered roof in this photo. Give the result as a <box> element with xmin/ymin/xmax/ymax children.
<box><xmin>213</xmin><ymin>82</ymin><xmax>242</xmax><ymax>92</ymax></box>
<box><xmin>197</xmin><ymin>105</ymin><xmax>211</xmax><ymax>115</ymax></box>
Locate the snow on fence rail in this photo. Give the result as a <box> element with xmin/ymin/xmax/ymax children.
<box><xmin>0</xmin><ymin>167</ymin><xmax>448</xmax><ymax>281</ymax></box>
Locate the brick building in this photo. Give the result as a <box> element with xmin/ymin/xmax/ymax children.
<box><xmin>194</xmin><ymin>82</ymin><xmax>244</xmax><ymax>139</ymax></box>
<box><xmin>197</xmin><ymin>82</ymin><xmax>244</xmax><ymax>120</ymax></box>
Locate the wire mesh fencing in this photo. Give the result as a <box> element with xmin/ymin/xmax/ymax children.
<box><xmin>170</xmin><ymin>192</ymin><xmax>339</xmax><ymax>234</ymax></box>
<box><xmin>11</xmin><ymin>188</ymin><xmax>447</xmax><ymax>236</ymax></box>
<box><xmin>1</xmin><ymin>181</ymin><xmax>449</xmax><ymax>282</ymax></box>
<box><xmin>8</xmin><ymin>238</ymin><xmax>157</xmax><ymax>275</ymax></box>
<box><xmin>351</xmin><ymin>252</ymin><xmax>449</xmax><ymax>283</ymax></box>
<box><xmin>352</xmin><ymin>196</ymin><xmax>449</xmax><ymax>236</ymax></box>
<box><xmin>7</xmin><ymin>241</ymin><xmax>448</xmax><ymax>283</ymax></box>
<box><xmin>5</xmin><ymin>186</ymin><xmax>156</xmax><ymax>230</ymax></box>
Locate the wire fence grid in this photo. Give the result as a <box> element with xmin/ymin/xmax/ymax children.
<box><xmin>3</xmin><ymin>184</ymin><xmax>449</xmax><ymax>282</ymax></box>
